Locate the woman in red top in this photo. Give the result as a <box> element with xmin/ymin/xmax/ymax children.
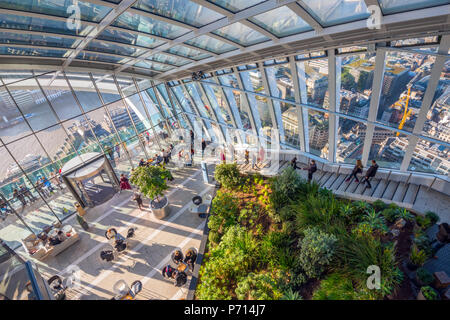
<box><xmin>120</xmin><ymin>174</ymin><xmax>132</xmax><ymax>190</ymax></box>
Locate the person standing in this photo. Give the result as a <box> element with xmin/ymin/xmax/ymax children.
<box><xmin>115</xmin><ymin>145</ymin><xmax>121</xmax><ymax>158</ymax></box>
<box><xmin>303</xmin><ymin>160</ymin><xmax>317</xmax><ymax>183</ymax></box>
<box><xmin>220</xmin><ymin>149</ymin><xmax>226</xmax><ymax>164</ymax></box>
<box><xmin>119</xmin><ymin>174</ymin><xmax>132</xmax><ymax>191</ymax></box>
<box><xmin>132</xmin><ymin>192</ymin><xmax>143</xmax><ymax>210</ymax></box>
<box><xmin>244</xmin><ymin>149</ymin><xmax>249</xmax><ymax>165</ymax></box>
<box><xmin>291</xmin><ymin>156</ymin><xmax>298</xmax><ymax>169</ymax></box>
<box><xmin>20</xmin><ymin>185</ymin><xmax>36</xmax><ymax>203</ymax></box>
<box><xmin>346</xmin><ymin>159</ymin><xmax>364</xmax><ymax>183</ymax></box>
<box><xmin>251</xmin><ymin>151</ymin><xmax>258</xmax><ymax>170</ymax></box>
<box><xmin>363</xmin><ymin>160</ymin><xmax>379</xmax><ymax>189</ymax></box>
<box><xmin>201</xmin><ymin>139</ymin><xmax>206</xmax><ymax>157</ymax></box>
<box><xmin>13</xmin><ymin>189</ymin><xmax>26</xmax><ymax>207</ymax></box>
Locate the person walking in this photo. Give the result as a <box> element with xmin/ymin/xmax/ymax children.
<box><xmin>132</xmin><ymin>192</ymin><xmax>143</xmax><ymax>210</ymax></box>
<box><xmin>13</xmin><ymin>189</ymin><xmax>26</xmax><ymax>207</ymax></box>
<box><xmin>363</xmin><ymin>160</ymin><xmax>379</xmax><ymax>189</ymax></box>
<box><xmin>201</xmin><ymin>139</ymin><xmax>206</xmax><ymax>157</ymax></box>
<box><xmin>119</xmin><ymin>174</ymin><xmax>132</xmax><ymax>191</ymax></box>
<box><xmin>303</xmin><ymin>160</ymin><xmax>317</xmax><ymax>183</ymax></box>
<box><xmin>244</xmin><ymin>149</ymin><xmax>249</xmax><ymax>165</ymax></box>
<box><xmin>346</xmin><ymin>159</ymin><xmax>364</xmax><ymax>183</ymax></box>
<box><xmin>251</xmin><ymin>151</ymin><xmax>258</xmax><ymax>170</ymax></box>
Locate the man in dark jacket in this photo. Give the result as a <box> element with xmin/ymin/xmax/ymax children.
<box><xmin>363</xmin><ymin>160</ymin><xmax>379</xmax><ymax>188</ymax></box>
<box><xmin>304</xmin><ymin>160</ymin><xmax>317</xmax><ymax>182</ymax></box>
<box><xmin>291</xmin><ymin>156</ymin><xmax>298</xmax><ymax>169</ymax></box>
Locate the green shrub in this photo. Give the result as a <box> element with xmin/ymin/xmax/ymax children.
<box><xmin>259</xmin><ymin>231</ymin><xmax>295</xmax><ymax>271</ymax></box>
<box><xmin>372</xmin><ymin>199</ymin><xmax>387</xmax><ymax>212</ymax></box>
<box><xmin>196</xmin><ymin>225</ymin><xmax>259</xmax><ymax>300</ymax></box>
<box><xmin>421</xmin><ymin>286</ymin><xmax>439</xmax><ymax>300</ymax></box>
<box><xmin>416</xmin><ymin>267</ymin><xmax>433</xmax><ymax>286</ymax></box>
<box><xmin>235</xmin><ymin>272</ymin><xmax>284</xmax><ymax>300</ymax></box>
<box><xmin>380</xmin><ymin>208</ymin><xmax>400</xmax><ymax>223</ymax></box>
<box><xmin>208</xmin><ymin>231</ymin><xmax>221</xmax><ymax>246</ymax></box>
<box><xmin>208</xmin><ymin>190</ymin><xmax>239</xmax><ymax>239</ymax></box>
<box><xmin>214</xmin><ymin>163</ymin><xmax>242</xmax><ymax>189</ymax></box>
<box><xmin>410</xmin><ymin>244</ymin><xmax>427</xmax><ymax>267</ymax></box>
<box><xmin>413</xmin><ymin>235</ymin><xmax>433</xmax><ymax>257</ymax></box>
<box><xmin>359</xmin><ymin>209</ymin><xmax>388</xmax><ymax>234</ymax></box>
<box><xmin>425</xmin><ymin>211</ymin><xmax>439</xmax><ymax>225</ymax></box>
<box><xmin>269</xmin><ymin>166</ymin><xmax>303</xmax><ymax>211</ymax></box>
<box><xmin>352</xmin><ymin>200</ymin><xmax>373</xmax><ymax>217</ymax></box>
<box><xmin>297</xmin><ymin>227</ymin><xmax>337</xmax><ymax>279</ymax></box>
<box><xmin>312</xmin><ymin>273</ymin><xmax>361</xmax><ymax>300</ymax></box>
<box><xmin>129</xmin><ymin>165</ymin><xmax>172</xmax><ymax>200</ymax></box>
<box><xmin>415</xmin><ymin>215</ymin><xmax>432</xmax><ymax>229</ymax></box>
<box><xmin>337</xmin><ymin>234</ymin><xmax>403</xmax><ymax>298</ymax></box>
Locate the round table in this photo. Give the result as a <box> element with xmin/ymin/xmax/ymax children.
<box><xmin>62</xmin><ymin>225</ymin><xmax>72</xmax><ymax>234</ymax></box>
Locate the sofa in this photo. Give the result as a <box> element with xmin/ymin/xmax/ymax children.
<box><xmin>21</xmin><ymin>225</ymin><xmax>80</xmax><ymax>261</ymax></box>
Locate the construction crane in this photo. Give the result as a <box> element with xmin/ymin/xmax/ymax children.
<box><xmin>396</xmin><ymin>86</ymin><xmax>412</xmax><ymax>136</ymax></box>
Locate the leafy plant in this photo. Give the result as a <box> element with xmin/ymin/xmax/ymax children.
<box><xmin>410</xmin><ymin>244</ymin><xmax>427</xmax><ymax>267</ymax></box>
<box><xmin>415</xmin><ymin>215</ymin><xmax>432</xmax><ymax>230</ymax></box>
<box><xmin>380</xmin><ymin>208</ymin><xmax>399</xmax><ymax>223</ymax></box>
<box><xmin>281</xmin><ymin>288</ymin><xmax>303</xmax><ymax>300</ymax></box>
<box><xmin>296</xmin><ymin>227</ymin><xmax>337</xmax><ymax>279</ymax></box>
<box><xmin>130</xmin><ymin>165</ymin><xmax>172</xmax><ymax>201</ymax></box>
<box><xmin>372</xmin><ymin>199</ymin><xmax>387</xmax><ymax>212</ymax></box>
<box><xmin>421</xmin><ymin>286</ymin><xmax>439</xmax><ymax>300</ymax></box>
<box><xmin>396</xmin><ymin>208</ymin><xmax>414</xmax><ymax>222</ymax></box>
<box><xmin>269</xmin><ymin>166</ymin><xmax>303</xmax><ymax>211</ymax></box>
<box><xmin>413</xmin><ymin>235</ymin><xmax>432</xmax><ymax>257</ymax></box>
<box><xmin>214</xmin><ymin>163</ymin><xmax>242</xmax><ymax>189</ymax></box>
<box><xmin>359</xmin><ymin>209</ymin><xmax>388</xmax><ymax>234</ymax></box>
<box><xmin>416</xmin><ymin>267</ymin><xmax>433</xmax><ymax>286</ymax></box>
<box><xmin>425</xmin><ymin>211</ymin><xmax>439</xmax><ymax>225</ymax></box>
<box><xmin>352</xmin><ymin>200</ymin><xmax>373</xmax><ymax>217</ymax></box>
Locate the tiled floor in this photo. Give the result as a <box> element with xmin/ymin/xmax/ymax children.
<box><xmin>14</xmin><ymin>163</ymin><xmax>216</xmax><ymax>300</ymax></box>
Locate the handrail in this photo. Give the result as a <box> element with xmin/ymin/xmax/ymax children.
<box><xmin>406</xmin><ymin>172</ymin><xmax>412</xmax><ymax>185</ymax></box>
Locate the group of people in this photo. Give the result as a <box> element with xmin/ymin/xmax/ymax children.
<box><xmin>138</xmin><ymin>144</ymin><xmax>174</xmax><ymax>168</ymax></box>
<box><xmin>290</xmin><ymin>156</ymin><xmax>379</xmax><ymax>188</ymax></box>
<box><xmin>47</xmin><ymin>230</ymin><xmax>67</xmax><ymax>246</ymax></box>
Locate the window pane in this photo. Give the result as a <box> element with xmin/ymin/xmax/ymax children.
<box><xmin>91</xmin><ymin>73</ymin><xmax>121</xmax><ymax>105</ymax></box>
<box><xmin>202</xmin><ymin>83</ymin><xmax>233</xmax><ymax>125</ymax></box>
<box><xmin>97</xmin><ymin>28</ymin><xmax>166</xmax><ymax>48</ymax></box>
<box><xmin>207</xmin><ymin>0</ymin><xmax>267</xmax><ymax>13</ymax></box>
<box><xmin>36</xmin><ymin>72</ymin><xmax>82</xmax><ymax>121</ymax></box>
<box><xmin>281</xmin><ymin>105</ymin><xmax>300</xmax><ymax>148</ymax></box>
<box><xmin>250</xmin><ymin>6</ymin><xmax>312</xmax><ymax>37</ymax></box>
<box><xmin>185</xmin><ymin>35</ymin><xmax>238</xmax><ymax>54</ymax></box>
<box><xmin>367</xmin><ymin>127</ymin><xmax>406</xmax><ymax>169</ymax></box>
<box><xmin>106</xmin><ymin>101</ymin><xmax>137</xmax><ymax>142</ymax></box>
<box><xmin>338</xmin><ymin>52</ymin><xmax>375</xmax><ymax>119</ymax></box>
<box><xmin>298</xmin><ymin>0</ymin><xmax>370</xmax><ymax>27</ymax></box>
<box><xmin>377</xmin><ymin>50</ymin><xmax>437</xmax><ymax>132</ymax></box>
<box><xmin>212</xmin><ymin>22</ymin><xmax>269</xmax><ymax>47</ymax></box>
<box><xmin>0</xmin><ymin>86</ymin><xmax>32</xmax><ymax>143</ymax></box>
<box><xmin>378</xmin><ymin>0</ymin><xmax>448</xmax><ymax>15</ymax></box>
<box><xmin>7</xmin><ymin>78</ymin><xmax>59</xmax><ymax>131</ymax></box>
<box><xmin>62</xmin><ymin>115</ymin><xmax>105</xmax><ymax>158</ymax></box>
<box><xmin>297</xmin><ymin>58</ymin><xmax>329</xmax><ymax>110</ymax></box>
<box><xmin>65</xmin><ymin>72</ymin><xmax>102</xmax><ymax>112</ymax></box>
<box><xmin>307</xmin><ymin>109</ymin><xmax>329</xmax><ymax>159</ymax></box>
<box><xmin>336</xmin><ymin>118</ymin><xmax>366</xmax><ymax>164</ymax></box>
<box><xmin>166</xmin><ymin>45</ymin><xmax>212</xmax><ymax>60</ymax></box>
<box><xmin>408</xmin><ymin>139</ymin><xmax>449</xmax><ymax>175</ymax></box>
<box><xmin>133</xmin><ymin>0</ymin><xmax>224</xmax><ymax>27</ymax></box>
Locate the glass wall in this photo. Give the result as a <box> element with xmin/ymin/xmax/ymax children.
<box><xmin>0</xmin><ymin>71</ymin><xmax>173</xmax><ymax>249</ymax></box>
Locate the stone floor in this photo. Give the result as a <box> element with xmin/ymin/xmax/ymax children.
<box><xmin>14</xmin><ymin>163</ymin><xmax>216</xmax><ymax>300</ymax></box>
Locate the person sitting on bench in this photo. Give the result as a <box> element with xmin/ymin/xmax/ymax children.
<box><xmin>363</xmin><ymin>160</ymin><xmax>379</xmax><ymax>189</ymax></box>
<box><xmin>346</xmin><ymin>159</ymin><xmax>363</xmax><ymax>183</ymax></box>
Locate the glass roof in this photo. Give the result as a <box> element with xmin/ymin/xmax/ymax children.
<box><xmin>249</xmin><ymin>6</ymin><xmax>313</xmax><ymax>37</ymax></box>
<box><xmin>297</xmin><ymin>0</ymin><xmax>370</xmax><ymax>27</ymax></box>
<box><xmin>185</xmin><ymin>35</ymin><xmax>238</xmax><ymax>54</ymax></box>
<box><xmin>207</xmin><ymin>0</ymin><xmax>268</xmax><ymax>13</ymax></box>
<box><xmin>0</xmin><ymin>0</ymin><xmax>446</xmax><ymax>79</ymax></box>
<box><xmin>212</xmin><ymin>22</ymin><xmax>270</xmax><ymax>47</ymax></box>
<box><xmin>165</xmin><ymin>45</ymin><xmax>212</xmax><ymax>60</ymax></box>
<box><xmin>132</xmin><ymin>0</ymin><xmax>225</xmax><ymax>28</ymax></box>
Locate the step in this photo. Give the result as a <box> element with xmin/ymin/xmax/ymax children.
<box><xmin>381</xmin><ymin>181</ymin><xmax>399</xmax><ymax>200</ymax></box>
<box><xmin>372</xmin><ymin>179</ymin><xmax>388</xmax><ymax>198</ymax></box>
<box><xmin>392</xmin><ymin>182</ymin><xmax>408</xmax><ymax>202</ymax></box>
<box><xmin>313</xmin><ymin>171</ymin><xmax>327</xmax><ymax>184</ymax></box>
<box><xmin>323</xmin><ymin>173</ymin><xmax>340</xmax><ymax>189</ymax></box>
<box><xmin>343</xmin><ymin>177</ymin><xmax>361</xmax><ymax>193</ymax></box>
<box><xmin>330</xmin><ymin>174</ymin><xmax>347</xmax><ymax>191</ymax></box>
<box><xmin>403</xmin><ymin>184</ymin><xmax>420</xmax><ymax>204</ymax></box>
<box><xmin>320</xmin><ymin>172</ymin><xmax>336</xmax><ymax>188</ymax></box>
<box><xmin>362</xmin><ymin>179</ymin><xmax>381</xmax><ymax>197</ymax></box>
<box><xmin>353</xmin><ymin>180</ymin><xmax>368</xmax><ymax>195</ymax></box>
<box><xmin>318</xmin><ymin>172</ymin><xmax>333</xmax><ymax>186</ymax></box>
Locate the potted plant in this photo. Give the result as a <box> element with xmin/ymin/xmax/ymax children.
<box><xmin>130</xmin><ymin>166</ymin><xmax>173</xmax><ymax>219</ymax></box>
<box><xmin>417</xmin><ymin>286</ymin><xmax>440</xmax><ymax>300</ymax></box>
<box><xmin>416</xmin><ymin>267</ymin><xmax>434</xmax><ymax>286</ymax></box>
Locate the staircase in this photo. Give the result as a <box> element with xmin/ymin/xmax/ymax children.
<box><xmin>236</xmin><ymin>157</ymin><xmax>450</xmax><ymax>223</ymax></box>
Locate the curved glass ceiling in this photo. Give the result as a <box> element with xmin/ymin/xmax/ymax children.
<box><xmin>0</xmin><ymin>0</ymin><xmax>446</xmax><ymax>78</ymax></box>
